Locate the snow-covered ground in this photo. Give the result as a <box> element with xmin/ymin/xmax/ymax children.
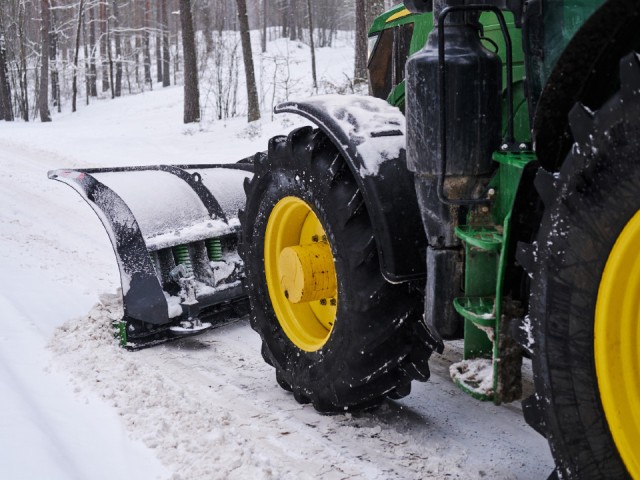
<box><xmin>0</xmin><ymin>33</ymin><xmax>553</xmax><ymax>479</ymax></box>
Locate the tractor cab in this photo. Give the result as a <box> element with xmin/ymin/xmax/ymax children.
<box><xmin>367</xmin><ymin>6</ymin><xmax>432</xmax><ymax>108</ymax></box>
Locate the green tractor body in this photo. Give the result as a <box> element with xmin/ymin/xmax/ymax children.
<box><xmin>361</xmin><ymin>0</ymin><xmax>640</xmax><ymax>477</ymax></box>
<box><xmin>367</xmin><ymin>6</ymin><xmax>535</xmax><ymax>404</ymax></box>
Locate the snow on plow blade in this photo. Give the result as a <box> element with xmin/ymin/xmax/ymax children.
<box><xmin>48</xmin><ymin>163</ymin><xmax>254</xmax><ymax>348</ymax></box>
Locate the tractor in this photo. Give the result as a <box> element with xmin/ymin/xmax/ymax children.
<box><xmin>50</xmin><ymin>0</ymin><xmax>640</xmax><ymax>477</ymax></box>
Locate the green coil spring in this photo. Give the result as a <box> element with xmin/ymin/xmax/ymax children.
<box><xmin>116</xmin><ymin>320</ymin><xmax>127</xmax><ymax>347</ymax></box>
<box><xmin>173</xmin><ymin>244</ymin><xmax>194</xmax><ymax>276</ymax></box>
<box><xmin>206</xmin><ymin>238</ymin><xmax>223</xmax><ymax>262</ymax></box>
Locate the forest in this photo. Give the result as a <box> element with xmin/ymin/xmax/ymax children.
<box><xmin>0</xmin><ymin>0</ymin><xmax>395</xmax><ymax>125</ymax></box>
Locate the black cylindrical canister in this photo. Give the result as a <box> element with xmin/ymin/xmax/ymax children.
<box><xmin>405</xmin><ymin>19</ymin><xmax>502</xmax><ymax>178</ymax></box>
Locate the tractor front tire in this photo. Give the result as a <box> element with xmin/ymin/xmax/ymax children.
<box><xmin>528</xmin><ymin>53</ymin><xmax>640</xmax><ymax>479</ymax></box>
<box><xmin>240</xmin><ymin>127</ymin><xmax>432</xmax><ymax>412</ymax></box>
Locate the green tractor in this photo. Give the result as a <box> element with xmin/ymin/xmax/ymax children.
<box><xmin>240</xmin><ymin>0</ymin><xmax>640</xmax><ymax>477</ymax></box>
<box><xmin>50</xmin><ymin>0</ymin><xmax>640</xmax><ymax>477</ymax></box>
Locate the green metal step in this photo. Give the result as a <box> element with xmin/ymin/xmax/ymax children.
<box><xmin>450</xmin><ymin>358</ymin><xmax>495</xmax><ymax>401</ymax></box>
<box><xmin>453</xmin><ymin>296</ymin><xmax>496</xmax><ymax>327</ymax></box>
<box><xmin>453</xmin><ymin>296</ymin><xmax>497</xmax><ymax>402</ymax></box>
<box><xmin>455</xmin><ymin>226</ymin><xmax>503</xmax><ymax>251</ymax></box>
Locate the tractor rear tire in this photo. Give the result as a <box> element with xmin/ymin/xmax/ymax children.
<box><xmin>240</xmin><ymin>126</ymin><xmax>432</xmax><ymax>412</ymax></box>
<box><xmin>528</xmin><ymin>53</ymin><xmax>640</xmax><ymax>479</ymax></box>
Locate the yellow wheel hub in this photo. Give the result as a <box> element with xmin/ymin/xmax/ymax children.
<box><xmin>265</xmin><ymin>196</ymin><xmax>338</xmax><ymax>352</ymax></box>
<box><xmin>595</xmin><ymin>209</ymin><xmax>640</xmax><ymax>477</ymax></box>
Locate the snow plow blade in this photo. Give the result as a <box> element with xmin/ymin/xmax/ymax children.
<box><xmin>48</xmin><ymin>162</ymin><xmax>255</xmax><ymax>349</ymax></box>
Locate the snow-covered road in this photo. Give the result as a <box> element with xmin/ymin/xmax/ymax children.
<box><xmin>0</xmin><ymin>85</ymin><xmax>553</xmax><ymax>479</ymax></box>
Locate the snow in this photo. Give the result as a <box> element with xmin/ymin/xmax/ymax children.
<box><xmin>165</xmin><ymin>292</ymin><xmax>184</xmax><ymax>319</ymax></box>
<box><xmin>144</xmin><ymin>217</ymin><xmax>238</xmax><ymax>251</ymax></box>
<box><xmin>0</xmin><ymin>31</ymin><xmax>553</xmax><ymax>480</ymax></box>
<box><xmin>450</xmin><ymin>358</ymin><xmax>495</xmax><ymax>397</ymax></box>
<box><xmin>96</xmin><ymin>170</ymin><xmax>214</xmax><ymax>239</ymax></box>
<box><xmin>193</xmin><ymin>168</ymin><xmax>253</xmax><ymax>217</ymax></box>
<box><xmin>521</xmin><ymin>315</ymin><xmax>535</xmax><ymax>352</ymax></box>
<box><xmin>282</xmin><ymin>94</ymin><xmax>406</xmax><ymax>176</ymax></box>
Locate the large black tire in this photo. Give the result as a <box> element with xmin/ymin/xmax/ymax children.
<box><xmin>240</xmin><ymin>126</ymin><xmax>433</xmax><ymax>412</ymax></box>
<box><xmin>527</xmin><ymin>53</ymin><xmax>640</xmax><ymax>479</ymax></box>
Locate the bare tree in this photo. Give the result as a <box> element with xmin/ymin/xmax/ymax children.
<box><xmin>143</xmin><ymin>0</ymin><xmax>152</xmax><ymax>88</ymax></box>
<box><xmin>353</xmin><ymin>0</ymin><xmax>384</xmax><ymax>83</ymax></box>
<box><xmin>354</xmin><ymin>0</ymin><xmax>367</xmax><ymax>84</ymax></box>
<box><xmin>161</xmin><ymin>0</ymin><xmax>170</xmax><ymax>87</ymax></box>
<box><xmin>50</xmin><ymin>3</ymin><xmax>60</xmax><ymax>112</ymax></box>
<box><xmin>261</xmin><ymin>0</ymin><xmax>266</xmax><ymax>53</ymax></box>
<box><xmin>279</xmin><ymin>0</ymin><xmax>287</xmax><ymax>37</ymax></box>
<box><xmin>112</xmin><ymin>0</ymin><xmax>122</xmax><ymax>96</ymax></box>
<box><xmin>17</xmin><ymin>1</ymin><xmax>29</xmax><ymax>121</ymax></box>
<box><xmin>156</xmin><ymin>1</ymin><xmax>163</xmax><ymax>82</ymax></box>
<box><xmin>72</xmin><ymin>0</ymin><xmax>85</xmax><ymax>112</ymax></box>
<box><xmin>0</xmin><ymin>10</ymin><xmax>13</xmax><ymax>121</ymax></box>
<box><xmin>39</xmin><ymin>0</ymin><xmax>51</xmax><ymax>121</ymax></box>
<box><xmin>179</xmin><ymin>0</ymin><xmax>200</xmax><ymax>123</ymax></box>
<box><xmin>82</xmin><ymin>4</ymin><xmax>90</xmax><ymax>104</ymax></box>
<box><xmin>236</xmin><ymin>0</ymin><xmax>260</xmax><ymax>122</ymax></box>
<box><xmin>87</xmin><ymin>2</ymin><xmax>97</xmax><ymax>97</ymax></box>
<box><xmin>288</xmin><ymin>0</ymin><xmax>297</xmax><ymax>41</ymax></box>
<box><xmin>199</xmin><ymin>0</ymin><xmax>214</xmax><ymax>54</ymax></box>
<box><xmin>366</xmin><ymin>0</ymin><xmax>384</xmax><ymax>27</ymax></box>
<box><xmin>306</xmin><ymin>0</ymin><xmax>316</xmax><ymax>91</ymax></box>
<box><xmin>100</xmin><ymin>0</ymin><xmax>110</xmax><ymax>92</ymax></box>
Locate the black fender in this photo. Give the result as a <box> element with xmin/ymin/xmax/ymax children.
<box><xmin>275</xmin><ymin>95</ymin><xmax>426</xmax><ymax>282</ymax></box>
<box><xmin>532</xmin><ymin>0</ymin><xmax>640</xmax><ymax>170</ymax></box>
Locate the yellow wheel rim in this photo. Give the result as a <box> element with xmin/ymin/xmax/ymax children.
<box><xmin>264</xmin><ymin>196</ymin><xmax>338</xmax><ymax>352</ymax></box>
<box><xmin>595</xmin><ymin>209</ymin><xmax>640</xmax><ymax>477</ymax></box>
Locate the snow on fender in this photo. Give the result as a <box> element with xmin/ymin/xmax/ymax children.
<box><xmin>274</xmin><ymin>94</ymin><xmax>426</xmax><ymax>282</ymax></box>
